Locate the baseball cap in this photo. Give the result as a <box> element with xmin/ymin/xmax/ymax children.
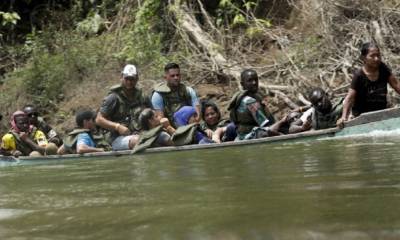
<box><xmin>122</xmin><ymin>64</ymin><xmax>137</xmax><ymax>77</ymax></box>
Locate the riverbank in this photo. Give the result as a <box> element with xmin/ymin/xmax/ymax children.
<box><xmin>1</xmin><ymin>0</ymin><xmax>400</xmax><ymax>136</ymax></box>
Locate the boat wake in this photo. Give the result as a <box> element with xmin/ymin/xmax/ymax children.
<box><xmin>327</xmin><ymin>128</ymin><xmax>400</xmax><ymax>141</ymax></box>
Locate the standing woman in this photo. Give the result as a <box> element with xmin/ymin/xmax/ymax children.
<box><xmin>338</xmin><ymin>42</ymin><xmax>400</xmax><ymax>125</ymax></box>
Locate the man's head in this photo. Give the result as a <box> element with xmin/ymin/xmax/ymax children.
<box><xmin>164</xmin><ymin>62</ymin><xmax>181</xmax><ymax>89</ymax></box>
<box><xmin>23</xmin><ymin>105</ymin><xmax>39</xmax><ymax>126</ymax></box>
<box><xmin>309</xmin><ymin>88</ymin><xmax>332</xmax><ymax>114</ymax></box>
<box><xmin>11</xmin><ymin>111</ymin><xmax>30</xmax><ymax>132</ymax></box>
<box><xmin>76</xmin><ymin>110</ymin><xmax>96</xmax><ymax>130</ymax></box>
<box><xmin>121</xmin><ymin>64</ymin><xmax>138</xmax><ymax>90</ymax></box>
<box><xmin>240</xmin><ymin>69</ymin><xmax>259</xmax><ymax>93</ymax></box>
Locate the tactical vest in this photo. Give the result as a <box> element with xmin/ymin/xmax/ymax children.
<box><xmin>312</xmin><ymin>98</ymin><xmax>344</xmax><ymax>130</ymax></box>
<box><xmin>153</xmin><ymin>82</ymin><xmax>192</xmax><ymax>124</ymax></box>
<box><xmin>9</xmin><ymin>128</ymin><xmax>38</xmax><ymax>156</ymax></box>
<box><xmin>92</xmin><ymin>131</ymin><xmax>112</xmax><ymax>151</ymax></box>
<box><xmin>63</xmin><ymin>129</ymin><xmax>90</xmax><ymax>154</ymax></box>
<box><xmin>109</xmin><ymin>85</ymin><xmax>146</xmax><ymax>133</ymax></box>
<box><xmin>171</xmin><ymin>123</ymin><xmax>198</xmax><ymax>146</ymax></box>
<box><xmin>63</xmin><ymin>128</ymin><xmax>111</xmax><ymax>154</ymax></box>
<box><xmin>133</xmin><ymin>125</ymin><xmax>164</xmax><ymax>153</ymax></box>
<box><xmin>228</xmin><ymin>90</ymin><xmax>275</xmax><ymax>134</ymax></box>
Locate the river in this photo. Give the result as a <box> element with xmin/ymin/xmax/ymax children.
<box><xmin>1</xmin><ymin>131</ymin><xmax>400</xmax><ymax>239</ymax></box>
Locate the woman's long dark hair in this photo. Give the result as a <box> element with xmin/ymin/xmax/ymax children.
<box><xmin>138</xmin><ymin>108</ymin><xmax>155</xmax><ymax>130</ymax></box>
<box><xmin>200</xmin><ymin>100</ymin><xmax>221</xmax><ymax>122</ymax></box>
<box><xmin>360</xmin><ymin>42</ymin><xmax>379</xmax><ymax>58</ymax></box>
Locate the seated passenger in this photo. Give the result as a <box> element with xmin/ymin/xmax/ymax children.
<box><xmin>0</xmin><ymin>113</ymin><xmax>3</xmax><ymax>155</ymax></box>
<box><xmin>200</xmin><ymin>101</ymin><xmax>236</xmax><ymax>143</ymax></box>
<box><xmin>291</xmin><ymin>88</ymin><xmax>343</xmax><ymax>132</ymax></box>
<box><xmin>133</xmin><ymin>108</ymin><xmax>175</xmax><ymax>153</ymax></box>
<box><xmin>1</xmin><ymin>111</ymin><xmax>58</xmax><ymax>157</ymax></box>
<box><xmin>228</xmin><ymin>69</ymin><xmax>277</xmax><ymax>140</ymax></box>
<box><xmin>58</xmin><ymin>110</ymin><xmax>110</xmax><ymax>155</ymax></box>
<box><xmin>151</xmin><ymin>63</ymin><xmax>201</xmax><ymax>127</ymax></box>
<box><xmin>172</xmin><ymin>106</ymin><xmax>213</xmax><ymax>145</ymax></box>
<box><xmin>23</xmin><ymin>105</ymin><xmax>63</xmax><ymax>147</ymax></box>
<box><xmin>338</xmin><ymin>42</ymin><xmax>400</xmax><ymax>125</ymax></box>
<box><xmin>96</xmin><ymin>64</ymin><xmax>149</xmax><ymax>151</ymax></box>
<box><xmin>277</xmin><ymin>111</ymin><xmax>303</xmax><ymax>134</ymax></box>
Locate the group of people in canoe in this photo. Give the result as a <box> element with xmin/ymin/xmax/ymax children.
<box><xmin>2</xmin><ymin>42</ymin><xmax>400</xmax><ymax>157</ymax></box>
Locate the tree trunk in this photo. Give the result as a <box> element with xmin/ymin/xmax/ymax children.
<box><xmin>169</xmin><ymin>0</ymin><xmax>242</xmax><ymax>88</ymax></box>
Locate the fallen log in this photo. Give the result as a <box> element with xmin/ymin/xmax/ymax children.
<box><xmin>169</xmin><ymin>0</ymin><xmax>242</xmax><ymax>87</ymax></box>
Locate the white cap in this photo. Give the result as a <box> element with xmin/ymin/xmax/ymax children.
<box><xmin>122</xmin><ymin>64</ymin><xmax>137</xmax><ymax>77</ymax></box>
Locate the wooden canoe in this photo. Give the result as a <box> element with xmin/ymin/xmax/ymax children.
<box><xmin>1</xmin><ymin>107</ymin><xmax>400</xmax><ymax>165</ymax></box>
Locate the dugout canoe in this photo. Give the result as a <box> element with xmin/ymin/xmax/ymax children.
<box><xmin>1</xmin><ymin>107</ymin><xmax>400</xmax><ymax>165</ymax></box>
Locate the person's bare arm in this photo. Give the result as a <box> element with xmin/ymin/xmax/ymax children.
<box><xmin>289</xmin><ymin>119</ymin><xmax>312</xmax><ymax>134</ymax></box>
<box><xmin>212</xmin><ymin>127</ymin><xmax>226</xmax><ymax>143</ymax></box>
<box><xmin>76</xmin><ymin>144</ymin><xmax>104</xmax><ymax>154</ymax></box>
<box><xmin>57</xmin><ymin>144</ymin><xmax>66</xmax><ymax>155</ymax></box>
<box><xmin>160</xmin><ymin>118</ymin><xmax>175</xmax><ymax>135</ymax></box>
<box><xmin>20</xmin><ymin>133</ymin><xmax>46</xmax><ymax>154</ymax></box>
<box><xmin>337</xmin><ymin>89</ymin><xmax>357</xmax><ymax>128</ymax></box>
<box><xmin>388</xmin><ymin>74</ymin><xmax>400</xmax><ymax>95</ymax></box>
<box><xmin>95</xmin><ymin>112</ymin><xmax>130</xmax><ymax>135</ymax></box>
<box><xmin>204</xmin><ymin>129</ymin><xmax>213</xmax><ymax>138</ymax></box>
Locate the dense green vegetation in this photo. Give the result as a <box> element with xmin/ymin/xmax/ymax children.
<box><xmin>1</xmin><ymin>0</ymin><xmax>400</xmax><ymax>134</ymax></box>
<box><xmin>0</xmin><ymin>0</ymin><xmax>279</xmax><ymax>131</ymax></box>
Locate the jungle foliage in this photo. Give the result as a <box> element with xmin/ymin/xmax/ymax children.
<box><xmin>1</xmin><ymin>0</ymin><xmax>400</xmax><ymax>133</ymax></box>
<box><xmin>0</xmin><ymin>0</ymin><xmax>271</xmax><ymax>111</ymax></box>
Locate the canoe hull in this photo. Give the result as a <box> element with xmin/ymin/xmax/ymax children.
<box><xmin>2</xmin><ymin>107</ymin><xmax>400</xmax><ymax>164</ymax></box>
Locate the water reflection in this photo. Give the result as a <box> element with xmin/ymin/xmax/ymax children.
<box><xmin>0</xmin><ymin>134</ymin><xmax>400</xmax><ymax>239</ymax></box>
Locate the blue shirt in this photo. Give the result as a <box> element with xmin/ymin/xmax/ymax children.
<box><xmin>76</xmin><ymin>132</ymin><xmax>96</xmax><ymax>151</ymax></box>
<box><xmin>151</xmin><ymin>86</ymin><xmax>199</xmax><ymax>110</ymax></box>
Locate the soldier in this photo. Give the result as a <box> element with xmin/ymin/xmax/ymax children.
<box><xmin>96</xmin><ymin>64</ymin><xmax>149</xmax><ymax>150</ymax></box>
<box><xmin>151</xmin><ymin>63</ymin><xmax>200</xmax><ymax>126</ymax></box>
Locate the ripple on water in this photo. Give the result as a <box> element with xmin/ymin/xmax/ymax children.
<box><xmin>0</xmin><ymin>208</ymin><xmax>33</xmax><ymax>220</ymax></box>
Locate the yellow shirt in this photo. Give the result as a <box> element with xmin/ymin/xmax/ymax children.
<box><xmin>1</xmin><ymin>130</ymin><xmax>48</xmax><ymax>151</ymax></box>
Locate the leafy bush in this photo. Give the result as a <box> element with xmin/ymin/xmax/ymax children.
<box><xmin>115</xmin><ymin>0</ymin><xmax>171</xmax><ymax>76</ymax></box>
<box><xmin>3</xmin><ymin>30</ymin><xmax>112</xmax><ymax>109</ymax></box>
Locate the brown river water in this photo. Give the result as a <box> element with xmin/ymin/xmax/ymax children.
<box><xmin>0</xmin><ymin>131</ymin><xmax>400</xmax><ymax>239</ymax></box>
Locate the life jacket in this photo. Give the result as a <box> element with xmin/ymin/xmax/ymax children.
<box><xmin>63</xmin><ymin>128</ymin><xmax>111</xmax><ymax>154</ymax></box>
<box><xmin>107</xmin><ymin>85</ymin><xmax>146</xmax><ymax>133</ymax></box>
<box><xmin>133</xmin><ymin>125</ymin><xmax>164</xmax><ymax>153</ymax></box>
<box><xmin>171</xmin><ymin>123</ymin><xmax>198</xmax><ymax>146</ymax></box>
<box><xmin>9</xmin><ymin>127</ymin><xmax>38</xmax><ymax>156</ymax></box>
<box><xmin>312</xmin><ymin>98</ymin><xmax>344</xmax><ymax>130</ymax></box>
<box><xmin>153</xmin><ymin>82</ymin><xmax>192</xmax><ymax>125</ymax></box>
<box><xmin>228</xmin><ymin>90</ymin><xmax>275</xmax><ymax>134</ymax></box>
<box><xmin>91</xmin><ymin>131</ymin><xmax>112</xmax><ymax>151</ymax></box>
<box><xmin>199</xmin><ymin>119</ymin><xmax>230</xmax><ymax>132</ymax></box>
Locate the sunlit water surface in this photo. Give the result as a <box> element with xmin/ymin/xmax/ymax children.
<box><xmin>1</xmin><ymin>132</ymin><xmax>400</xmax><ymax>240</ymax></box>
